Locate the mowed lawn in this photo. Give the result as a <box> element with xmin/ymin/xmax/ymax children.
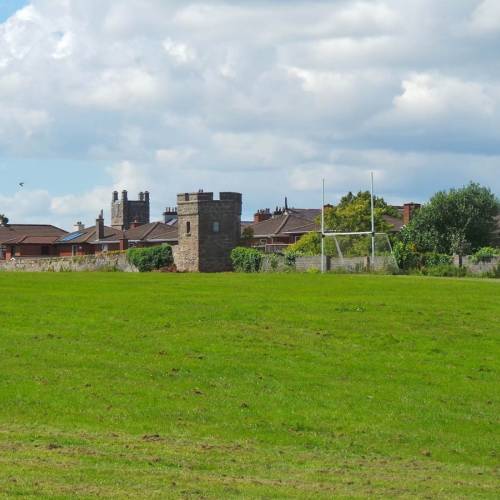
<box><xmin>0</xmin><ymin>273</ymin><xmax>498</xmax><ymax>498</ymax></box>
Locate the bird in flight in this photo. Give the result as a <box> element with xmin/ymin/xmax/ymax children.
<box><xmin>19</xmin><ymin>182</ymin><xmax>24</xmax><ymax>187</ymax></box>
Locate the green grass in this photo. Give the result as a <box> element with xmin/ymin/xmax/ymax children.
<box><xmin>0</xmin><ymin>273</ymin><xmax>498</xmax><ymax>498</ymax></box>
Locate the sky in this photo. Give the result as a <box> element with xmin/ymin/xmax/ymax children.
<box><xmin>0</xmin><ymin>0</ymin><xmax>499</xmax><ymax>228</ymax></box>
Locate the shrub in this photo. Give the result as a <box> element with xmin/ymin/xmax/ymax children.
<box><xmin>424</xmin><ymin>252</ymin><xmax>452</xmax><ymax>267</ymax></box>
<box><xmin>392</xmin><ymin>241</ymin><xmax>420</xmax><ymax>270</ymax></box>
<box><xmin>471</xmin><ymin>246</ymin><xmax>499</xmax><ymax>264</ymax></box>
<box><xmin>284</xmin><ymin>250</ymin><xmax>299</xmax><ymax>268</ymax></box>
<box><xmin>268</xmin><ymin>253</ymin><xmax>280</xmax><ymax>271</ymax></box>
<box><xmin>231</xmin><ymin>247</ymin><xmax>263</xmax><ymax>273</ymax></box>
<box><xmin>393</xmin><ymin>242</ymin><xmax>453</xmax><ymax>271</ymax></box>
<box><xmin>127</xmin><ymin>245</ymin><xmax>173</xmax><ymax>272</ymax></box>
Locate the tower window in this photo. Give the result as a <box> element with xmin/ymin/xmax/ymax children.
<box><xmin>212</xmin><ymin>221</ymin><xmax>220</xmax><ymax>233</ymax></box>
<box><xmin>186</xmin><ymin>221</ymin><xmax>191</xmax><ymax>234</ymax></box>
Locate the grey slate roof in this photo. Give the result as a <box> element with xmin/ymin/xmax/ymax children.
<box><xmin>124</xmin><ymin>221</ymin><xmax>178</xmax><ymax>242</ymax></box>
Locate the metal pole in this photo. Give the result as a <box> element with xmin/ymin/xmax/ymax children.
<box><xmin>321</xmin><ymin>178</ymin><xmax>325</xmax><ymax>273</ymax></box>
<box><xmin>371</xmin><ymin>172</ymin><xmax>376</xmax><ymax>271</ymax></box>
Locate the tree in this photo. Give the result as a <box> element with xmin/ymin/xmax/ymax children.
<box><xmin>0</xmin><ymin>214</ymin><xmax>8</xmax><ymax>225</ymax></box>
<box><xmin>401</xmin><ymin>182</ymin><xmax>499</xmax><ymax>255</ymax></box>
<box><xmin>323</xmin><ymin>191</ymin><xmax>399</xmax><ymax>233</ymax></box>
<box><xmin>450</xmin><ymin>230</ymin><xmax>471</xmax><ymax>268</ymax></box>
<box><xmin>240</xmin><ymin>226</ymin><xmax>254</xmax><ymax>245</ymax></box>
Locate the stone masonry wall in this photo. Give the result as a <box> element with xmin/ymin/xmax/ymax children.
<box><xmin>452</xmin><ymin>255</ymin><xmax>499</xmax><ymax>274</ymax></box>
<box><xmin>0</xmin><ymin>253</ymin><xmax>137</xmax><ymax>272</ymax></box>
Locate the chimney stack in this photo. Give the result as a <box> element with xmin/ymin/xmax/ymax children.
<box><xmin>96</xmin><ymin>210</ymin><xmax>105</xmax><ymax>240</ymax></box>
<box><xmin>130</xmin><ymin>217</ymin><xmax>141</xmax><ymax>229</ymax></box>
<box><xmin>74</xmin><ymin>221</ymin><xmax>85</xmax><ymax>232</ymax></box>
<box><xmin>403</xmin><ymin>203</ymin><xmax>421</xmax><ymax>225</ymax></box>
<box><xmin>254</xmin><ymin>208</ymin><xmax>272</xmax><ymax>224</ymax></box>
<box><xmin>112</xmin><ymin>191</ymin><xmax>119</xmax><ymax>202</ymax></box>
<box><xmin>163</xmin><ymin>206</ymin><xmax>178</xmax><ymax>224</ymax></box>
<box><xmin>121</xmin><ymin>190</ymin><xmax>128</xmax><ymax>201</ymax></box>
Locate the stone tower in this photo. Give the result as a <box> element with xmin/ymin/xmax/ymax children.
<box><xmin>176</xmin><ymin>191</ymin><xmax>242</xmax><ymax>272</ymax></box>
<box><xmin>111</xmin><ymin>190</ymin><xmax>150</xmax><ymax>230</ymax></box>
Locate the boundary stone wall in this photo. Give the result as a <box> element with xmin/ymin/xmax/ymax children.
<box><xmin>295</xmin><ymin>256</ymin><xmax>395</xmax><ymax>272</ymax></box>
<box><xmin>453</xmin><ymin>255</ymin><xmax>499</xmax><ymax>274</ymax></box>
<box><xmin>0</xmin><ymin>253</ymin><xmax>137</xmax><ymax>272</ymax></box>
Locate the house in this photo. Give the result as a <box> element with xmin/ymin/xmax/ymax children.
<box><xmin>0</xmin><ymin>220</ymin><xmax>67</xmax><ymax>260</ymax></box>
<box><xmin>55</xmin><ymin>193</ymin><xmax>179</xmax><ymax>256</ymax></box>
<box><xmin>57</xmin><ymin>211</ymin><xmax>180</xmax><ymax>256</ymax></box>
<box><xmin>56</xmin><ymin>213</ymin><xmax>125</xmax><ymax>256</ymax></box>
<box><xmin>248</xmin><ymin>205</ymin><xmax>321</xmax><ymax>253</ymax></box>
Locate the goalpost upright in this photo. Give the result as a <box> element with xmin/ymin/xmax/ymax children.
<box><xmin>371</xmin><ymin>172</ymin><xmax>376</xmax><ymax>270</ymax></box>
<box><xmin>321</xmin><ymin>178</ymin><xmax>325</xmax><ymax>273</ymax></box>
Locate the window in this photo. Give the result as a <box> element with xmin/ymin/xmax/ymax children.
<box><xmin>41</xmin><ymin>246</ymin><xmax>50</xmax><ymax>256</ymax></box>
<box><xmin>212</xmin><ymin>221</ymin><xmax>220</xmax><ymax>233</ymax></box>
<box><xmin>72</xmin><ymin>245</ymin><xmax>78</xmax><ymax>256</ymax></box>
<box><xmin>186</xmin><ymin>221</ymin><xmax>191</xmax><ymax>234</ymax></box>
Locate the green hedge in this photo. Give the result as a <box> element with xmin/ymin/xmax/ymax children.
<box><xmin>231</xmin><ymin>247</ymin><xmax>263</xmax><ymax>273</ymax></box>
<box><xmin>127</xmin><ymin>245</ymin><xmax>173</xmax><ymax>272</ymax></box>
<box><xmin>393</xmin><ymin>242</ymin><xmax>452</xmax><ymax>270</ymax></box>
<box><xmin>471</xmin><ymin>247</ymin><xmax>499</xmax><ymax>263</ymax></box>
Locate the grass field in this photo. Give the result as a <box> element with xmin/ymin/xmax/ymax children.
<box><xmin>0</xmin><ymin>273</ymin><xmax>498</xmax><ymax>498</ymax></box>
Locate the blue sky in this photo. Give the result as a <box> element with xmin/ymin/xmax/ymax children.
<box><xmin>0</xmin><ymin>0</ymin><xmax>26</xmax><ymax>21</ymax></box>
<box><xmin>0</xmin><ymin>1</ymin><xmax>499</xmax><ymax>228</ymax></box>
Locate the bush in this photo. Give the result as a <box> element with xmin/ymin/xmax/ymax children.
<box><xmin>127</xmin><ymin>245</ymin><xmax>173</xmax><ymax>272</ymax></box>
<box><xmin>471</xmin><ymin>246</ymin><xmax>499</xmax><ymax>264</ymax></box>
<box><xmin>424</xmin><ymin>252</ymin><xmax>453</xmax><ymax>267</ymax></box>
<box><xmin>284</xmin><ymin>250</ymin><xmax>299</xmax><ymax>268</ymax></box>
<box><xmin>393</xmin><ymin>242</ymin><xmax>453</xmax><ymax>270</ymax></box>
<box><xmin>393</xmin><ymin>241</ymin><xmax>420</xmax><ymax>270</ymax></box>
<box><xmin>231</xmin><ymin>247</ymin><xmax>263</xmax><ymax>273</ymax></box>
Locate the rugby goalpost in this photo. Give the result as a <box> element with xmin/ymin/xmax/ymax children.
<box><xmin>320</xmin><ymin>172</ymin><xmax>396</xmax><ymax>273</ymax></box>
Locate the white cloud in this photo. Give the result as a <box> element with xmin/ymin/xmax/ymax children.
<box><xmin>71</xmin><ymin>68</ymin><xmax>163</xmax><ymax>110</ymax></box>
<box><xmin>163</xmin><ymin>37</ymin><xmax>196</xmax><ymax>64</ymax></box>
<box><xmin>470</xmin><ymin>0</ymin><xmax>500</xmax><ymax>34</ymax></box>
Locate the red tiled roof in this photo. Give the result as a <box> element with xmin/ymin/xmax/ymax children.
<box><xmin>0</xmin><ymin>224</ymin><xmax>67</xmax><ymax>245</ymax></box>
